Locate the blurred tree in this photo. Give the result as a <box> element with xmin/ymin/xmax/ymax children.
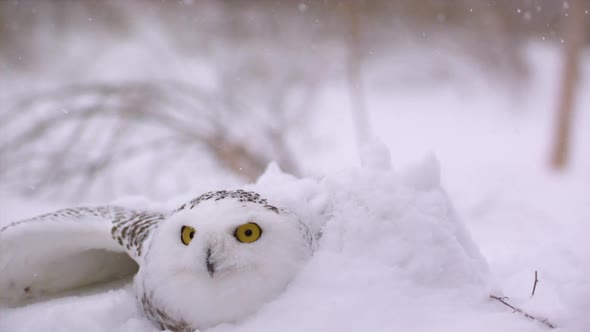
<box><xmin>1</xmin><ymin>0</ymin><xmax>588</xmax><ymax>200</ymax></box>
<box><xmin>345</xmin><ymin>1</ymin><xmax>371</xmax><ymax>147</ymax></box>
<box><xmin>550</xmin><ymin>0</ymin><xmax>587</xmax><ymax>169</ymax></box>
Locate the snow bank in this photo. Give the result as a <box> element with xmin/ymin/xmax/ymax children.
<box><xmin>252</xmin><ymin>141</ymin><xmax>490</xmax><ymax>290</ymax></box>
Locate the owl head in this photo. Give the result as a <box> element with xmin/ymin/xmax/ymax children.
<box><xmin>136</xmin><ymin>190</ymin><xmax>315</xmax><ymax>330</ymax></box>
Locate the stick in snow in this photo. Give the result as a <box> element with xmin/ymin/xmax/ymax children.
<box><xmin>531</xmin><ymin>270</ymin><xmax>539</xmax><ymax>296</ymax></box>
<box><xmin>489</xmin><ymin>295</ymin><xmax>555</xmax><ymax>329</ymax></box>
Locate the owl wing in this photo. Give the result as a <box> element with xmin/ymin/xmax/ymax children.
<box><xmin>0</xmin><ymin>206</ymin><xmax>165</xmax><ymax>306</ymax></box>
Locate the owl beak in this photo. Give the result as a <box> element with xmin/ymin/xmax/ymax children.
<box><xmin>206</xmin><ymin>248</ymin><xmax>215</xmax><ymax>278</ymax></box>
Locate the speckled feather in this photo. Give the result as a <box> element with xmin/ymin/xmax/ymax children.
<box><xmin>0</xmin><ymin>206</ymin><xmax>165</xmax><ymax>262</ymax></box>
<box><xmin>173</xmin><ymin>189</ymin><xmax>282</xmax><ymax>214</ymax></box>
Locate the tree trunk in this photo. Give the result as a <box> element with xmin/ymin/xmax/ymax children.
<box><xmin>345</xmin><ymin>2</ymin><xmax>370</xmax><ymax>148</ymax></box>
<box><xmin>550</xmin><ymin>0</ymin><xmax>586</xmax><ymax>170</ymax></box>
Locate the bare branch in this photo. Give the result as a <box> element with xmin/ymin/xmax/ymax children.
<box><xmin>531</xmin><ymin>271</ymin><xmax>539</xmax><ymax>297</ymax></box>
<box><xmin>489</xmin><ymin>295</ymin><xmax>555</xmax><ymax>329</ymax></box>
<box><xmin>0</xmin><ymin>77</ymin><xmax>313</xmax><ymax>199</ymax></box>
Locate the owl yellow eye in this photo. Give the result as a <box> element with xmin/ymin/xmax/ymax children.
<box><xmin>180</xmin><ymin>225</ymin><xmax>196</xmax><ymax>245</ymax></box>
<box><xmin>234</xmin><ymin>223</ymin><xmax>262</xmax><ymax>243</ymax></box>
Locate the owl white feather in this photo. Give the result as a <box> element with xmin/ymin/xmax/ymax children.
<box><xmin>0</xmin><ymin>190</ymin><xmax>316</xmax><ymax>332</ymax></box>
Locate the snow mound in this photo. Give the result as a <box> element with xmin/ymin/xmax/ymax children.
<box><xmin>255</xmin><ymin>141</ymin><xmax>490</xmax><ymax>290</ymax></box>
<box><xmin>322</xmin><ymin>157</ymin><xmax>489</xmax><ymax>289</ymax></box>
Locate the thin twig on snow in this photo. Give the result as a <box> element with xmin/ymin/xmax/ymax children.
<box><xmin>531</xmin><ymin>270</ymin><xmax>539</xmax><ymax>297</ymax></box>
<box><xmin>489</xmin><ymin>295</ymin><xmax>555</xmax><ymax>329</ymax></box>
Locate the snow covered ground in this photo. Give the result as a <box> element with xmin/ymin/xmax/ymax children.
<box><xmin>1</xmin><ymin>44</ymin><xmax>589</xmax><ymax>331</ymax></box>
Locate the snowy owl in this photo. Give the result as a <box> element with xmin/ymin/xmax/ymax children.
<box><xmin>0</xmin><ymin>190</ymin><xmax>316</xmax><ymax>332</ymax></box>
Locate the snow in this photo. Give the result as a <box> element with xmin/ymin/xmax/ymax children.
<box><xmin>1</xmin><ymin>43</ymin><xmax>590</xmax><ymax>331</ymax></box>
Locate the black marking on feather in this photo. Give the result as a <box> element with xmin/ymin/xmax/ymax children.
<box><xmin>140</xmin><ymin>293</ymin><xmax>193</xmax><ymax>332</ymax></box>
<box><xmin>109</xmin><ymin>210</ymin><xmax>165</xmax><ymax>258</ymax></box>
<box><xmin>172</xmin><ymin>189</ymin><xmax>282</xmax><ymax>215</ymax></box>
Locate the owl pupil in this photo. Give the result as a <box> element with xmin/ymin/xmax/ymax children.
<box><xmin>244</xmin><ymin>229</ymin><xmax>253</xmax><ymax>237</ymax></box>
<box><xmin>189</xmin><ymin>232</ymin><xmax>194</xmax><ymax>239</ymax></box>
